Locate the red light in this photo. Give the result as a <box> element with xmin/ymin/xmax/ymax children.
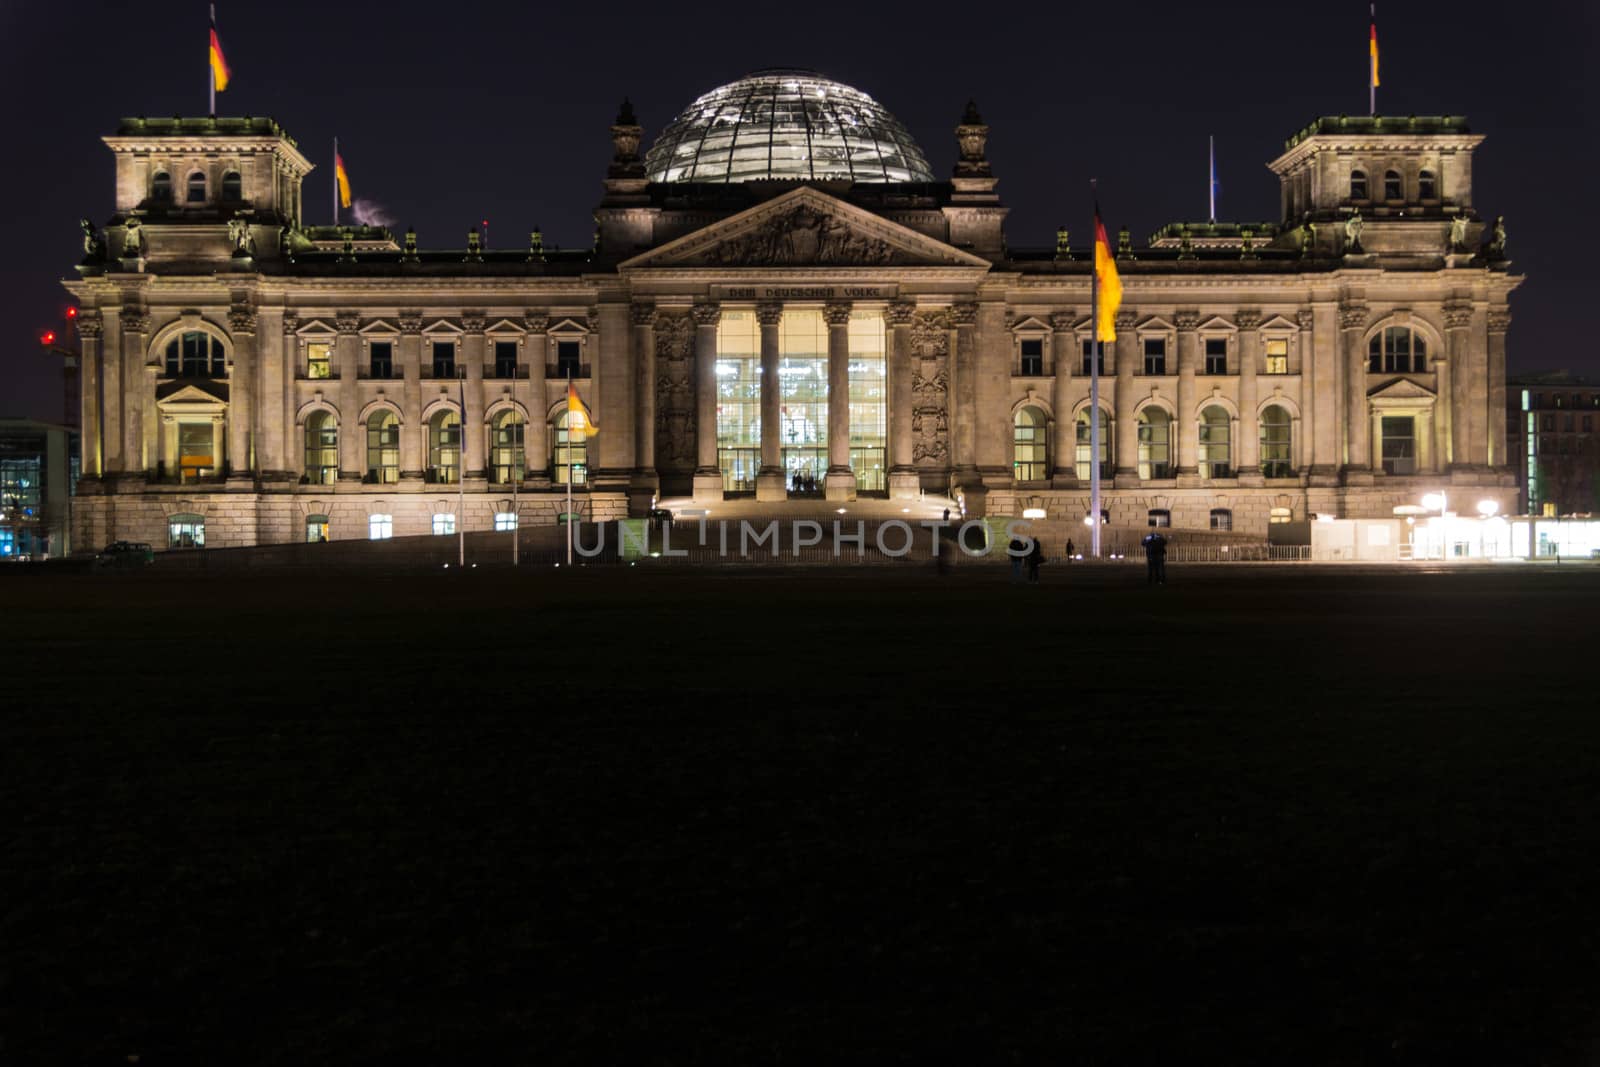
<box><xmin>65</xmin><ymin>306</ymin><xmax>78</xmax><ymax>319</ymax></box>
<box><xmin>40</xmin><ymin>331</ymin><xmax>56</xmax><ymax>345</ymax></box>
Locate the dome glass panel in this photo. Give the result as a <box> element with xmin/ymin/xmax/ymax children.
<box><xmin>644</xmin><ymin>70</ymin><xmax>934</xmax><ymax>185</ymax></box>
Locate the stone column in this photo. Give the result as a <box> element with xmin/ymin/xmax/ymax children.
<box><xmin>1113</xmin><ymin>310</ymin><xmax>1139</xmax><ymax>482</ymax></box>
<box><xmin>692</xmin><ymin>302</ymin><xmax>723</xmax><ymax>499</ymax></box>
<box><xmin>1173</xmin><ymin>310</ymin><xmax>1200</xmax><ymax>479</ymax></box>
<box><xmin>1486</xmin><ymin>309</ymin><xmax>1510</xmax><ymax>470</ymax></box>
<box><xmin>78</xmin><ymin>314</ymin><xmax>102</xmax><ymax>479</ymax></box>
<box><xmin>335</xmin><ymin>311</ymin><xmax>361</xmax><ymax>481</ymax></box>
<box><xmin>1297</xmin><ymin>309</ymin><xmax>1317</xmax><ymax>475</ymax></box>
<box><xmin>120</xmin><ymin>310</ymin><xmax>147</xmax><ymax>481</ymax></box>
<box><xmin>210</xmin><ymin>415</ymin><xmax>225</xmax><ymax>477</ymax></box>
<box><xmin>100</xmin><ymin>308</ymin><xmax>124</xmax><ymax>476</ymax></box>
<box><xmin>824</xmin><ymin>301</ymin><xmax>856</xmax><ymax>501</ymax></box>
<box><xmin>886</xmin><ymin>301</ymin><xmax>918</xmax><ymax>498</ymax></box>
<box><xmin>755</xmin><ymin>302</ymin><xmax>785</xmax><ymax>502</ymax></box>
<box><xmin>228</xmin><ymin>304</ymin><xmax>256</xmax><ymax>483</ymax></box>
<box><xmin>950</xmin><ymin>302</ymin><xmax>980</xmax><ymax>488</ymax></box>
<box><xmin>398</xmin><ymin>310</ymin><xmax>424</xmax><ymax>480</ymax></box>
<box><xmin>524</xmin><ymin>313</ymin><xmax>550</xmax><ymax>485</ymax></box>
<box><xmin>461</xmin><ymin>312</ymin><xmax>487</xmax><ymax>480</ymax></box>
<box><xmin>1339</xmin><ymin>303</ymin><xmax>1371</xmax><ymax>473</ymax></box>
<box><xmin>1050</xmin><ymin>313</ymin><xmax>1077</xmax><ymax>486</ymax></box>
<box><xmin>1235</xmin><ymin>309</ymin><xmax>1262</xmax><ymax>478</ymax></box>
<box><xmin>632</xmin><ymin>304</ymin><xmax>658</xmax><ymax>502</ymax></box>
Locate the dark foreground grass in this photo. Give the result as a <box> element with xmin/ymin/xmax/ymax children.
<box><xmin>4</xmin><ymin>563</ymin><xmax>1600</xmax><ymax>1065</ymax></box>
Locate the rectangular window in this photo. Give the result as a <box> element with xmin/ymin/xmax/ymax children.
<box><xmin>368</xmin><ymin>514</ymin><xmax>393</xmax><ymax>540</ymax></box>
<box><xmin>494</xmin><ymin>340</ymin><xmax>518</xmax><ymax>379</ymax></box>
<box><xmin>1264</xmin><ymin>338</ymin><xmax>1289</xmax><ymax>375</ymax></box>
<box><xmin>369</xmin><ymin>341</ymin><xmax>393</xmax><ymax>379</ymax></box>
<box><xmin>307</xmin><ymin>342</ymin><xmax>332</xmax><ymax>380</ymax></box>
<box><xmin>848</xmin><ymin>311</ymin><xmax>888</xmax><ymax>493</ymax></box>
<box><xmin>1584</xmin><ymin>416</ymin><xmax>1594</xmax><ymax>432</ymax></box>
<box><xmin>178</xmin><ymin>422</ymin><xmax>214</xmax><ymax>480</ymax></box>
<box><xmin>494</xmin><ymin>512</ymin><xmax>518</xmax><ymax>532</ymax></box>
<box><xmin>1204</xmin><ymin>338</ymin><xmax>1227</xmax><ymax>375</ymax></box>
<box><xmin>1564</xmin><ymin>415</ymin><xmax>1575</xmax><ymax>432</ymax></box>
<box><xmin>431</xmin><ymin>341</ymin><xmax>456</xmax><ymax>379</ymax></box>
<box><xmin>432</xmin><ymin>513</ymin><xmax>456</xmax><ymax>536</ymax></box>
<box><xmin>1080</xmin><ymin>339</ymin><xmax>1105</xmax><ymax>376</ymax></box>
<box><xmin>716</xmin><ymin>311</ymin><xmax>761</xmax><ymax>493</ymax></box>
<box><xmin>1542</xmin><ymin>414</ymin><xmax>1555</xmax><ymax>432</ymax></box>
<box><xmin>1381</xmin><ymin>416</ymin><xmax>1416</xmax><ymax>475</ymax></box>
<box><xmin>555</xmin><ymin>340</ymin><xmax>582</xmax><ymax>379</ymax></box>
<box><xmin>779</xmin><ymin>309</ymin><xmax>828</xmax><ymax>493</ymax></box>
<box><xmin>1143</xmin><ymin>338</ymin><xmax>1167</xmax><ymax>376</ymax></box>
<box><xmin>1019</xmin><ymin>338</ymin><xmax>1044</xmax><ymax>377</ymax></box>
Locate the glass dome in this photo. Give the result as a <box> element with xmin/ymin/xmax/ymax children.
<box><xmin>644</xmin><ymin>69</ymin><xmax>935</xmax><ymax>185</ymax></box>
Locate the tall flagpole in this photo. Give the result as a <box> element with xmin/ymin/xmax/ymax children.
<box><xmin>1090</xmin><ymin>181</ymin><xmax>1103</xmax><ymax>560</ymax></box>
<box><xmin>457</xmin><ymin>363</ymin><xmax>467</xmax><ymax>568</ymax></box>
<box><xmin>1370</xmin><ymin>3</ymin><xmax>1377</xmax><ymax>117</ymax></box>
<box><xmin>208</xmin><ymin>4</ymin><xmax>217</xmax><ymax>116</ymax></box>
<box><xmin>566</xmin><ymin>368</ymin><xmax>575</xmax><ymax>566</ymax></box>
<box><xmin>1208</xmin><ymin>136</ymin><xmax>1216</xmax><ymax>223</ymax></box>
<box><xmin>332</xmin><ymin>137</ymin><xmax>339</xmax><ymax>227</ymax></box>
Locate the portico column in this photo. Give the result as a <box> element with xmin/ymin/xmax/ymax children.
<box><xmin>1339</xmin><ymin>303</ymin><xmax>1371</xmax><ymax>472</ymax></box>
<box><xmin>461</xmin><ymin>312</ymin><xmax>487</xmax><ymax>480</ymax></box>
<box><xmin>1050</xmin><ymin>313</ymin><xmax>1077</xmax><ymax>485</ymax></box>
<box><xmin>950</xmin><ymin>302</ymin><xmax>980</xmax><ymax>486</ymax></box>
<box><xmin>692</xmin><ymin>302</ymin><xmax>724</xmax><ymax>499</ymax></box>
<box><xmin>228</xmin><ymin>304</ymin><xmax>256</xmax><ymax>482</ymax></box>
<box><xmin>524</xmin><ymin>313</ymin><xmax>550</xmax><ymax>485</ymax></box>
<box><xmin>1442</xmin><ymin>302</ymin><xmax>1469</xmax><ymax>469</ymax></box>
<box><xmin>1235</xmin><ymin>309</ymin><xmax>1262</xmax><ymax>477</ymax></box>
<box><xmin>755</xmin><ymin>302</ymin><xmax>786</xmax><ymax>502</ymax></box>
<box><xmin>1113</xmin><ymin>309</ymin><xmax>1139</xmax><ymax>482</ymax></box>
<box><xmin>398</xmin><ymin>311</ymin><xmax>424</xmax><ymax>481</ymax></box>
<box><xmin>632</xmin><ymin>304</ymin><xmax>658</xmax><ymax>500</ymax></box>
<box><xmin>886</xmin><ymin>301</ymin><xmax>918</xmax><ymax>498</ymax></box>
<box><xmin>78</xmin><ymin>314</ymin><xmax>103</xmax><ymax>479</ymax></box>
<box><xmin>824</xmin><ymin>301</ymin><xmax>856</xmax><ymax>501</ymax></box>
<box><xmin>1173</xmin><ymin>310</ymin><xmax>1200</xmax><ymax>478</ymax></box>
<box><xmin>335</xmin><ymin>311</ymin><xmax>361</xmax><ymax>481</ymax></box>
<box><xmin>210</xmin><ymin>415</ymin><xmax>225</xmax><ymax>477</ymax></box>
<box><xmin>1486</xmin><ymin>309</ymin><xmax>1510</xmax><ymax>469</ymax></box>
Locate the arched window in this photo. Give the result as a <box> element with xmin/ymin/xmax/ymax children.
<box><xmin>186</xmin><ymin>171</ymin><xmax>207</xmax><ymax>203</ymax></box>
<box><xmin>1137</xmin><ymin>409</ymin><xmax>1172</xmax><ymax>479</ymax></box>
<box><xmin>1368</xmin><ymin>326</ymin><xmax>1427</xmax><ymax>373</ymax></box>
<box><xmin>427</xmin><ymin>409</ymin><xmax>460</xmax><ymax>484</ymax></box>
<box><xmin>1075</xmin><ymin>408</ymin><xmax>1111</xmax><ymax>481</ymax></box>
<box><xmin>365</xmin><ymin>410</ymin><xmax>399</xmax><ymax>483</ymax></box>
<box><xmin>1013</xmin><ymin>406</ymin><xmax>1048</xmax><ymax>482</ymax></box>
<box><xmin>1147</xmin><ymin>509</ymin><xmax>1171</xmax><ymax>528</ymax></box>
<box><xmin>168</xmin><ymin>513</ymin><xmax>205</xmax><ymax>549</ymax></box>
<box><xmin>151</xmin><ymin>172</ymin><xmax>173</xmax><ymax>203</ymax></box>
<box><xmin>221</xmin><ymin>171</ymin><xmax>243</xmax><ymax>201</ymax></box>
<box><xmin>164</xmin><ymin>331</ymin><xmax>226</xmax><ymax>377</ymax></box>
<box><xmin>1418</xmin><ymin>169</ymin><xmax>1436</xmax><ymax>199</ymax></box>
<box><xmin>368</xmin><ymin>513</ymin><xmax>393</xmax><ymax>540</ymax></box>
<box><xmin>490</xmin><ymin>410</ymin><xmax>525</xmax><ymax>484</ymax></box>
<box><xmin>1383</xmin><ymin>169</ymin><xmax>1403</xmax><ymax>200</ymax></box>
<box><xmin>1209</xmin><ymin>508</ymin><xmax>1233</xmax><ymax>531</ymax></box>
<box><xmin>306</xmin><ymin>514</ymin><xmax>330</xmax><ymax>543</ymax></box>
<box><xmin>554</xmin><ymin>410</ymin><xmax>587</xmax><ymax>485</ymax></box>
<box><xmin>1260</xmin><ymin>405</ymin><xmax>1295</xmax><ymax>478</ymax></box>
<box><xmin>1198</xmin><ymin>405</ymin><xmax>1232</xmax><ymax>479</ymax></box>
<box><xmin>303</xmin><ymin>411</ymin><xmax>337</xmax><ymax>485</ymax></box>
<box><xmin>1350</xmin><ymin>169</ymin><xmax>1368</xmax><ymax>200</ymax></box>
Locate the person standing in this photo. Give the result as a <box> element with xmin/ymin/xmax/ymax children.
<box><xmin>1065</xmin><ymin>537</ymin><xmax>1075</xmax><ymax>562</ymax></box>
<box><xmin>1026</xmin><ymin>537</ymin><xmax>1044</xmax><ymax>584</ymax></box>
<box><xmin>1009</xmin><ymin>536</ymin><xmax>1026</xmax><ymax>583</ymax></box>
<box><xmin>1141</xmin><ymin>530</ymin><xmax>1168</xmax><ymax>585</ymax></box>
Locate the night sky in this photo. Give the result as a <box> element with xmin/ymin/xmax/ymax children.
<box><xmin>2</xmin><ymin>0</ymin><xmax>1593</xmax><ymax>422</ymax></box>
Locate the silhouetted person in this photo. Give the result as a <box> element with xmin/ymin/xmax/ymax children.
<box><xmin>1065</xmin><ymin>537</ymin><xmax>1075</xmax><ymax>562</ymax></box>
<box><xmin>1026</xmin><ymin>538</ymin><xmax>1044</xmax><ymax>583</ymax></box>
<box><xmin>1010</xmin><ymin>537</ymin><xmax>1026</xmax><ymax>583</ymax></box>
<box><xmin>1141</xmin><ymin>531</ymin><xmax>1168</xmax><ymax>585</ymax></box>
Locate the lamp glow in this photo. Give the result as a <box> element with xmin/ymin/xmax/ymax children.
<box><xmin>1022</xmin><ymin>508</ymin><xmax>1046</xmax><ymax>520</ymax></box>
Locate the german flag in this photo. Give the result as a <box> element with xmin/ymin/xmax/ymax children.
<box><xmin>1093</xmin><ymin>210</ymin><xmax>1123</xmax><ymax>342</ymax></box>
<box><xmin>1370</xmin><ymin>8</ymin><xmax>1380</xmax><ymax>88</ymax></box>
<box><xmin>567</xmin><ymin>380</ymin><xmax>597</xmax><ymax>436</ymax></box>
<box><xmin>334</xmin><ymin>150</ymin><xmax>352</xmax><ymax>209</ymax></box>
<box><xmin>209</xmin><ymin>16</ymin><xmax>230</xmax><ymax>93</ymax></box>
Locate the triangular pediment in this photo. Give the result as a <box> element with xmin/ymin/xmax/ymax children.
<box><xmin>1368</xmin><ymin>377</ymin><xmax>1437</xmax><ymax>400</ymax></box>
<box><xmin>1258</xmin><ymin>314</ymin><xmax>1301</xmax><ymax>332</ymax></box>
<box><xmin>422</xmin><ymin>319</ymin><xmax>463</xmax><ymax>336</ymax></box>
<box><xmin>1196</xmin><ymin>315</ymin><xmax>1236</xmax><ymax>332</ymax></box>
<box><xmin>295</xmin><ymin>318</ymin><xmax>336</xmax><ymax>337</ymax></box>
<box><xmin>156</xmin><ymin>381</ymin><xmax>229</xmax><ymax>405</ymax></box>
<box><xmin>485</xmin><ymin>318</ymin><xmax>526</xmax><ymax>336</ymax></box>
<box><xmin>548</xmin><ymin>317</ymin><xmax>590</xmax><ymax>335</ymax></box>
<box><xmin>620</xmin><ymin>187</ymin><xmax>991</xmax><ymax>270</ymax></box>
<box><xmin>359</xmin><ymin>319</ymin><xmax>400</xmax><ymax>337</ymax></box>
<box><xmin>1137</xmin><ymin>315</ymin><xmax>1177</xmax><ymax>332</ymax></box>
<box><xmin>1010</xmin><ymin>316</ymin><xmax>1053</xmax><ymax>334</ymax></box>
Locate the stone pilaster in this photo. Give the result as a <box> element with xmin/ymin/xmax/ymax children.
<box><xmin>1050</xmin><ymin>312</ymin><xmax>1077</xmax><ymax>486</ymax></box>
<box><xmin>461</xmin><ymin>312</ymin><xmax>487</xmax><ymax>481</ymax></box>
<box><xmin>77</xmin><ymin>314</ymin><xmax>102</xmax><ymax>479</ymax></box>
<box><xmin>1339</xmin><ymin>303</ymin><xmax>1371</xmax><ymax>476</ymax></box>
<box><xmin>1296</xmin><ymin>309</ymin><xmax>1318</xmax><ymax>476</ymax></box>
<box><xmin>824</xmin><ymin>301</ymin><xmax>856</xmax><ymax>501</ymax></box>
<box><xmin>1486</xmin><ymin>308</ymin><xmax>1510</xmax><ymax>469</ymax></box>
<box><xmin>886</xmin><ymin>301</ymin><xmax>918</xmax><ymax>498</ymax></box>
<box><xmin>1113</xmin><ymin>309</ymin><xmax>1139</xmax><ymax>483</ymax></box>
<box><xmin>255</xmin><ymin>307</ymin><xmax>289</xmax><ymax>480</ymax></box>
<box><xmin>335</xmin><ymin>311</ymin><xmax>362</xmax><ymax>481</ymax></box>
<box><xmin>229</xmin><ymin>303</ymin><xmax>257</xmax><ymax>483</ymax></box>
<box><xmin>755</xmin><ymin>302</ymin><xmax>785</xmax><ymax>502</ymax></box>
<box><xmin>524</xmin><ymin>313</ymin><xmax>550</xmax><ymax>486</ymax></box>
<box><xmin>100</xmin><ymin>308</ymin><xmax>124</xmax><ymax>475</ymax></box>
<box><xmin>950</xmin><ymin>301</ymin><xmax>980</xmax><ymax>490</ymax></box>
<box><xmin>1235</xmin><ymin>308</ymin><xmax>1262</xmax><ymax>478</ymax></box>
<box><xmin>1174</xmin><ymin>310</ymin><xmax>1200</xmax><ymax>480</ymax></box>
<box><xmin>398</xmin><ymin>310</ymin><xmax>424</xmax><ymax>481</ymax></box>
<box><xmin>1441</xmin><ymin>301</ymin><xmax>1470</xmax><ymax>470</ymax></box>
<box><xmin>592</xmin><ymin>301</ymin><xmax>633</xmax><ymax>491</ymax></box>
<box><xmin>280</xmin><ymin>313</ymin><xmax>298</xmax><ymax>482</ymax></box>
<box><xmin>691</xmin><ymin>302</ymin><xmax>723</xmax><ymax>499</ymax></box>
<box><xmin>631</xmin><ymin>303</ymin><xmax>659</xmax><ymax>509</ymax></box>
<box><xmin>119</xmin><ymin>309</ymin><xmax>147</xmax><ymax>481</ymax></box>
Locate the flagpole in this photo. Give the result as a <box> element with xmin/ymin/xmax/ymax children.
<box><xmin>1370</xmin><ymin>3</ymin><xmax>1377</xmax><ymax>117</ymax></box>
<box><xmin>209</xmin><ymin>4</ymin><xmax>217</xmax><ymax>116</ymax></box>
<box><xmin>1090</xmin><ymin>180</ymin><xmax>1102</xmax><ymax>560</ymax></box>
<box><xmin>511</xmin><ymin>442</ymin><xmax>519</xmax><ymax>567</ymax></box>
<box><xmin>566</xmin><ymin>368</ymin><xmax>574</xmax><ymax>567</ymax></box>
<box><xmin>332</xmin><ymin>137</ymin><xmax>339</xmax><ymax>226</ymax></box>
<box><xmin>1208</xmin><ymin>136</ymin><xmax>1216</xmax><ymax>223</ymax></box>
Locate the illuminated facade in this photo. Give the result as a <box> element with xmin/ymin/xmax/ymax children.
<box><xmin>66</xmin><ymin>72</ymin><xmax>1522</xmax><ymax>550</ymax></box>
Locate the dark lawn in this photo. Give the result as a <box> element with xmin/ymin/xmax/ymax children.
<box><xmin>3</xmin><ymin>563</ymin><xmax>1600</xmax><ymax>1065</ymax></box>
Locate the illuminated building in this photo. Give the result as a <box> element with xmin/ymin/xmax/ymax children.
<box><xmin>1506</xmin><ymin>373</ymin><xmax>1600</xmax><ymax>515</ymax></box>
<box><xmin>65</xmin><ymin>71</ymin><xmax>1521</xmax><ymax>549</ymax></box>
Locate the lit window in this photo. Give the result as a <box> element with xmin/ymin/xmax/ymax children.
<box><xmin>168</xmin><ymin>513</ymin><xmax>205</xmax><ymax>548</ymax></box>
<box><xmin>303</xmin><ymin>412</ymin><xmax>337</xmax><ymax>485</ymax></box>
<box><xmin>1142</xmin><ymin>337</ymin><xmax>1167</xmax><ymax>376</ymax></box>
<box><xmin>1198</xmin><ymin>406</ymin><xmax>1231</xmax><ymax>479</ymax></box>
<box><xmin>490</xmin><ymin>410</ymin><xmax>525</xmax><ymax>484</ymax></box>
<box><xmin>1350</xmin><ymin>170</ymin><xmax>1368</xmax><ymax>200</ymax></box>
<box><xmin>715</xmin><ymin>310</ymin><xmax>760</xmax><ymax>493</ymax></box>
<box><xmin>1076</xmin><ymin>408</ymin><xmax>1111</xmax><ymax>481</ymax></box>
<box><xmin>1204</xmin><ymin>338</ymin><xmax>1227</xmax><ymax>375</ymax></box>
<box><xmin>307</xmin><ymin>342</ymin><xmax>332</xmax><ymax>379</ymax></box>
<box><xmin>186</xmin><ymin>171</ymin><xmax>207</xmax><ymax>203</ymax></box>
<box><xmin>428</xmin><ymin>410</ymin><xmax>461</xmax><ymax>484</ymax></box>
<box><xmin>1381</xmin><ymin>416</ymin><xmax>1416</xmax><ymax>475</ymax></box>
<box><xmin>366</xmin><ymin>410</ymin><xmax>399</xmax><ymax>483</ymax></box>
<box><xmin>1264</xmin><ymin>339</ymin><xmax>1289</xmax><ymax>375</ymax></box>
<box><xmin>1013</xmin><ymin>406</ymin><xmax>1048</xmax><ymax>482</ymax></box>
<box><xmin>1384</xmin><ymin>169</ymin><xmax>1402</xmax><ymax>200</ymax></box>
<box><xmin>1209</xmin><ymin>508</ymin><xmax>1233</xmax><ymax>531</ymax></box>
<box><xmin>306</xmin><ymin>514</ymin><xmax>330</xmax><ymax>543</ymax></box>
<box><xmin>177</xmin><ymin>423</ymin><xmax>215</xmax><ymax>482</ymax></box>
<box><xmin>369</xmin><ymin>513</ymin><xmax>393</xmax><ymax>540</ymax></box>
<box><xmin>494</xmin><ymin>512</ymin><xmax>518</xmax><ymax>532</ymax></box>
<box><xmin>847</xmin><ymin>310</ymin><xmax>888</xmax><ymax>493</ymax></box>
<box><xmin>432</xmin><ymin>513</ymin><xmax>456</xmax><ymax>536</ymax></box>
<box><xmin>1270</xmin><ymin>507</ymin><xmax>1294</xmax><ymax>524</ymax></box>
<box><xmin>1137</xmin><ymin>409</ymin><xmax>1171</xmax><ymax>479</ymax></box>
<box><xmin>1019</xmin><ymin>338</ymin><xmax>1043</xmax><ymax>376</ymax></box>
<box><xmin>1147</xmin><ymin>509</ymin><xmax>1171</xmax><ymax>528</ymax></box>
<box><xmin>1368</xmin><ymin>327</ymin><xmax>1427</xmax><ymax>374</ymax></box>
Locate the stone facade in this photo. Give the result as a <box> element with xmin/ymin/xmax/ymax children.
<box><xmin>66</xmin><ymin>95</ymin><xmax>1522</xmax><ymax>551</ymax></box>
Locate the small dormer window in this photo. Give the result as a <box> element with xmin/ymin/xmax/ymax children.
<box><xmin>151</xmin><ymin>172</ymin><xmax>173</xmax><ymax>203</ymax></box>
<box><xmin>1350</xmin><ymin>170</ymin><xmax>1368</xmax><ymax>200</ymax></box>
<box><xmin>222</xmin><ymin>171</ymin><xmax>242</xmax><ymax>201</ymax></box>
<box><xmin>1418</xmin><ymin>169</ymin><xmax>1437</xmax><ymax>200</ymax></box>
<box><xmin>1384</xmin><ymin>170</ymin><xmax>1402</xmax><ymax>201</ymax></box>
<box><xmin>186</xmin><ymin>171</ymin><xmax>207</xmax><ymax>203</ymax></box>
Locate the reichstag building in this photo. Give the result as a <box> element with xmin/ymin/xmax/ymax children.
<box><xmin>66</xmin><ymin>69</ymin><xmax>1522</xmax><ymax>548</ymax></box>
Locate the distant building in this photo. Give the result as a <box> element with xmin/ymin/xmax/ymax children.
<box><xmin>1506</xmin><ymin>373</ymin><xmax>1600</xmax><ymax>514</ymax></box>
<box><xmin>0</xmin><ymin>418</ymin><xmax>78</xmax><ymax>559</ymax></box>
<box><xmin>65</xmin><ymin>72</ymin><xmax>1522</xmax><ymax>550</ymax></box>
